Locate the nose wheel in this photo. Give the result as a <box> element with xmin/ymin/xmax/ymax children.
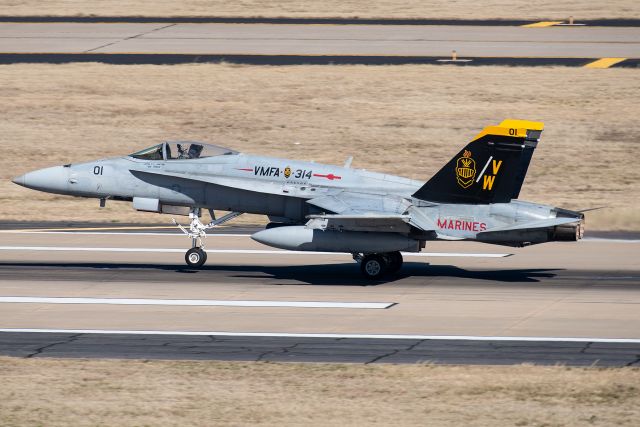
<box><xmin>185</xmin><ymin>247</ymin><xmax>207</xmax><ymax>268</ymax></box>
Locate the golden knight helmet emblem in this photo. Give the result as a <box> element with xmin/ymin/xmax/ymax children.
<box><xmin>284</xmin><ymin>166</ymin><xmax>292</xmax><ymax>178</ymax></box>
<box><xmin>455</xmin><ymin>150</ymin><xmax>476</xmax><ymax>188</ymax></box>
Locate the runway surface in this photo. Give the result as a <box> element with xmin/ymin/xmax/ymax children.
<box><xmin>0</xmin><ymin>227</ymin><xmax>639</xmax><ymax>365</ymax></box>
<box><xmin>1</xmin><ymin>23</ymin><xmax>638</xmax><ymax>58</ymax></box>
<box><xmin>3</xmin><ymin>17</ymin><xmax>639</xmax><ymax>26</ymax></box>
<box><xmin>2</xmin><ymin>331</ymin><xmax>639</xmax><ymax>366</ymax></box>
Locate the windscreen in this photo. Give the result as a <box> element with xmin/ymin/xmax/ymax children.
<box><xmin>129</xmin><ymin>144</ymin><xmax>164</xmax><ymax>160</ymax></box>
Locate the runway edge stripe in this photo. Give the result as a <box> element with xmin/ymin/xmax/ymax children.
<box><xmin>1</xmin><ymin>329</ymin><xmax>639</xmax><ymax>343</ymax></box>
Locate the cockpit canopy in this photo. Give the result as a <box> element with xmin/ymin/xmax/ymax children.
<box><xmin>129</xmin><ymin>142</ymin><xmax>238</xmax><ymax>161</ymax></box>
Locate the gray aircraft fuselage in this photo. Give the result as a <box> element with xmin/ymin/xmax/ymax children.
<box><xmin>14</xmin><ymin>148</ymin><xmax>420</xmax><ymax>223</ymax></box>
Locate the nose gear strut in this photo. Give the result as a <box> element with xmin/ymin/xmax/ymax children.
<box><xmin>173</xmin><ymin>208</ymin><xmax>242</xmax><ymax>267</ymax></box>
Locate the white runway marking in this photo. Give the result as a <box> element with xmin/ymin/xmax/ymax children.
<box><xmin>582</xmin><ymin>238</ymin><xmax>640</xmax><ymax>243</ymax></box>
<box><xmin>2</xmin><ymin>231</ymin><xmax>638</xmax><ymax>243</ymax></box>
<box><xmin>0</xmin><ymin>246</ymin><xmax>511</xmax><ymax>258</ymax></box>
<box><xmin>0</xmin><ymin>297</ymin><xmax>393</xmax><ymax>309</ymax></box>
<box><xmin>0</xmin><ymin>328</ymin><xmax>638</xmax><ymax>344</ymax></box>
<box><xmin>0</xmin><ymin>231</ymin><xmax>251</xmax><ymax>237</ymax></box>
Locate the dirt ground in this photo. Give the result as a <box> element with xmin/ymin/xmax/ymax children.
<box><xmin>0</xmin><ymin>357</ymin><xmax>638</xmax><ymax>426</ymax></box>
<box><xmin>1</xmin><ymin>63</ymin><xmax>638</xmax><ymax>230</ymax></box>
<box><xmin>1</xmin><ymin>0</ymin><xmax>638</xmax><ymax>20</ymax></box>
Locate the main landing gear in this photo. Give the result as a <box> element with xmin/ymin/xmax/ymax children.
<box><xmin>173</xmin><ymin>208</ymin><xmax>242</xmax><ymax>268</ymax></box>
<box><xmin>353</xmin><ymin>251</ymin><xmax>404</xmax><ymax>280</ymax></box>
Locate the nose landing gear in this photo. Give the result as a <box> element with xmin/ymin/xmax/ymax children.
<box><xmin>173</xmin><ymin>208</ymin><xmax>242</xmax><ymax>268</ymax></box>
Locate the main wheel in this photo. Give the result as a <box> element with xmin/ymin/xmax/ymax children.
<box><xmin>185</xmin><ymin>247</ymin><xmax>207</xmax><ymax>268</ymax></box>
<box><xmin>386</xmin><ymin>251</ymin><xmax>404</xmax><ymax>273</ymax></box>
<box><xmin>360</xmin><ymin>254</ymin><xmax>388</xmax><ymax>279</ymax></box>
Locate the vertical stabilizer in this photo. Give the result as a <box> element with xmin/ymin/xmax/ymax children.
<box><xmin>413</xmin><ymin>119</ymin><xmax>544</xmax><ymax>204</ymax></box>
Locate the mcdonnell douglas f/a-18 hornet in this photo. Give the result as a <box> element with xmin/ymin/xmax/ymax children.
<box><xmin>13</xmin><ymin>119</ymin><xmax>585</xmax><ymax>279</ymax></box>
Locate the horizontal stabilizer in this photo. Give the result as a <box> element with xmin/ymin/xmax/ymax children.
<box><xmin>481</xmin><ymin>217</ymin><xmax>581</xmax><ymax>233</ymax></box>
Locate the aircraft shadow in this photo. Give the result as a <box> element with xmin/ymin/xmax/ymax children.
<box><xmin>0</xmin><ymin>261</ymin><xmax>562</xmax><ymax>286</ymax></box>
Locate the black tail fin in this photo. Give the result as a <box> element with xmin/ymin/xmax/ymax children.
<box><xmin>412</xmin><ymin>119</ymin><xmax>543</xmax><ymax>204</ymax></box>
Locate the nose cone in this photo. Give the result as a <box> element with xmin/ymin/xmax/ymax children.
<box><xmin>12</xmin><ymin>166</ymin><xmax>69</xmax><ymax>194</ymax></box>
<box><xmin>11</xmin><ymin>174</ymin><xmax>25</xmax><ymax>186</ymax></box>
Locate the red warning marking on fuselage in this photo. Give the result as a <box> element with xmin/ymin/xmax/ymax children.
<box><xmin>313</xmin><ymin>173</ymin><xmax>342</xmax><ymax>180</ymax></box>
<box><xmin>236</xmin><ymin>168</ymin><xmax>253</xmax><ymax>172</ymax></box>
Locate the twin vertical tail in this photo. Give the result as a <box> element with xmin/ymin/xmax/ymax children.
<box><xmin>412</xmin><ymin>119</ymin><xmax>544</xmax><ymax>204</ymax></box>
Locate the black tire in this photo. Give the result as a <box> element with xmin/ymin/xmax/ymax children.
<box><xmin>360</xmin><ymin>254</ymin><xmax>388</xmax><ymax>279</ymax></box>
<box><xmin>185</xmin><ymin>247</ymin><xmax>206</xmax><ymax>268</ymax></box>
<box><xmin>386</xmin><ymin>251</ymin><xmax>404</xmax><ymax>273</ymax></box>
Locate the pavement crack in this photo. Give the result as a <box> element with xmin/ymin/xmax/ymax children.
<box><xmin>366</xmin><ymin>340</ymin><xmax>423</xmax><ymax>364</ymax></box>
<box><xmin>405</xmin><ymin>339</ymin><xmax>426</xmax><ymax>352</ymax></box>
<box><xmin>84</xmin><ymin>23</ymin><xmax>175</xmax><ymax>53</ymax></box>
<box><xmin>625</xmin><ymin>355</ymin><xmax>640</xmax><ymax>367</ymax></box>
<box><xmin>580</xmin><ymin>342</ymin><xmax>593</xmax><ymax>354</ymax></box>
<box><xmin>366</xmin><ymin>349</ymin><xmax>399</xmax><ymax>364</ymax></box>
<box><xmin>256</xmin><ymin>342</ymin><xmax>300</xmax><ymax>362</ymax></box>
<box><xmin>25</xmin><ymin>333</ymin><xmax>82</xmax><ymax>358</ymax></box>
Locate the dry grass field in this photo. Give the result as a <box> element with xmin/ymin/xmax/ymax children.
<box><xmin>1</xmin><ymin>0</ymin><xmax>638</xmax><ymax>20</ymax></box>
<box><xmin>0</xmin><ymin>357</ymin><xmax>638</xmax><ymax>426</ymax></box>
<box><xmin>1</xmin><ymin>63</ymin><xmax>638</xmax><ymax>229</ymax></box>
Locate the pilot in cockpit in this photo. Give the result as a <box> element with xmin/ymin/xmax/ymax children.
<box><xmin>177</xmin><ymin>143</ymin><xmax>188</xmax><ymax>159</ymax></box>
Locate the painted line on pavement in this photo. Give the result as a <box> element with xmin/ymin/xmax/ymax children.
<box><xmin>0</xmin><ymin>231</ymin><xmax>251</xmax><ymax>237</ymax></box>
<box><xmin>2</xmin><ymin>231</ymin><xmax>638</xmax><ymax>243</ymax></box>
<box><xmin>1</xmin><ymin>328</ymin><xmax>638</xmax><ymax>344</ymax></box>
<box><xmin>582</xmin><ymin>237</ymin><xmax>640</xmax><ymax>243</ymax></box>
<box><xmin>521</xmin><ymin>21</ymin><xmax>563</xmax><ymax>28</ymax></box>
<box><xmin>584</xmin><ymin>57</ymin><xmax>627</xmax><ymax>68</ymax></box>
<box><xmin>0</xmin><ymin>297</ymin><xmax>393</xmax><ymax>309</ymax></box>
<box><xmin>0</xmin><ymin>246</ymin><xmax>511</xmax><ymax>257</ymax></box>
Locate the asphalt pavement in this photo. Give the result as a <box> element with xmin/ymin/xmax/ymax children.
<box><xmin>1</xmin><ymin>331</ymin><xmax>638</xmax><ymax>366</ymax></box>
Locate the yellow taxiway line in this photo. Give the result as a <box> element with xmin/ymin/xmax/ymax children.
<box><xmin>521</xmin><ymin>21</ymin><xmax>563</xmax><ymax>28</ymax></box>
<box><xmin>584</xmin><ymin>57</ymin><xmax>627</xmax><ymax>68</ymax></box>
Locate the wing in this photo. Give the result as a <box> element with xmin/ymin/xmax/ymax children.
<box><xmin>306</xmin><ymin>191</ymin><xmax>411</xmax><ymax>215</ymax></box>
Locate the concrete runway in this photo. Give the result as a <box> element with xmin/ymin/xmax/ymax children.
<box><xmin>1</xmin><ymin>23</ymin><xmax>639</xmax><ymax>58</ymax></box>
<box><xmin>0</xmin><ymin>228</ymin><xmax>638</xmax><ymax>365</ymax></box>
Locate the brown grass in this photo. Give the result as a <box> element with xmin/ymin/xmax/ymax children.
<box><xmin>1</xmin><ymin>0</ymin><xmax>638</xmax><ymax>20</ymax></box>
<box><xmin>1</xmin><ymin>63</ymin><xmax>639</xmax><ymax>230</ymax></box>
<box><xmin>0</xmin><ymin>357</ymin><xmax>639</xmax><ymax>426</ymax></box>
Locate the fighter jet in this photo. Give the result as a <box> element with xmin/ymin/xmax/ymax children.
<box><xmin>13</xmin><ymin>119</ymin><xmax>584</xmax><ymax>278</ymax></box>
